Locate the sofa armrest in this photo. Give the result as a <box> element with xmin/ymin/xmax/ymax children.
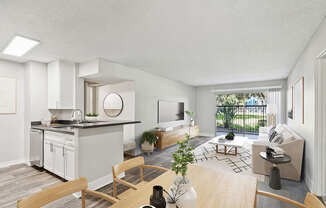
<box><xmin>278</xmin><ymin>139</ymin><xmax>304</xmax><ymax>180</ymax></box>
<box><xmin>251</xmin><ymin>142</ymin><xmax>269</xmax><ymax>175</ymax></box>
<box><xmin>252</xmin><ymin>142</ymin><xmax>267</xmax><ymax>156</ymax></box>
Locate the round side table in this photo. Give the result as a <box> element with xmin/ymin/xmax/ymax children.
<box><xmin>259</xmin><ymin>152</ymin><xmax>291</xmax><ymax>190</ymax></box>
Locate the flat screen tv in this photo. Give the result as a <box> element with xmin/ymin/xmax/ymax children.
<box><xmin>158</xmin><ymin>100</ymin><xmax>184</xmax><ymax>123</ymax></box>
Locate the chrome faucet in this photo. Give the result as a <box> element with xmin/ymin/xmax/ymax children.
<box><xmin>71</xmin><ymin>109</ymin><xmax>84</xmax><ymax>124</ymax></box>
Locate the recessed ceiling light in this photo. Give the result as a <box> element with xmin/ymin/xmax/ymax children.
<box><xmin>2</xmin><ymin>35</ymin><xmax>40</xmax><ymax>57</ymax></box>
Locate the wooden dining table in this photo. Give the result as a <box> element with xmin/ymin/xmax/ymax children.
<box><xmin>110</xmin><ymin>165</ymin><xmax>258</xmax><ymax>208</ymax></box>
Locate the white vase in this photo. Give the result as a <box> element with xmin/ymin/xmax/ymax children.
<box><xmin>85</xmin><ymin>116</ymin><xmax>98</xmax><ymax>121</ymax></box>
<box><xmin>190</xmin><ymin>119</ymin><xmax>195</xmax><ymax>126</ymax></box>
<box><xmin>167</xmin><ymin>176</ymin><xmax>197</xmax><ymax>208</ymax></box>
<box><xmin>176</xmin><ymin>182</ymin><xmax>197</xmax><ymax>208</ymax></box>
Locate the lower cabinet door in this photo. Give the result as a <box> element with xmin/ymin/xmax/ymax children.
<box><xmin>44</xmin><ymin>141</ymin><xmax>54</xmax><ymax>171</ymax></box>
<box><xmin>64</xmin><ymin>147</ymin><xmax>75</xmax><ymax>181</ymax></box>
<box><xmin>53</xmin><ymin>144</ymin><xmax>65</xmax><ymax>178</ymax></box>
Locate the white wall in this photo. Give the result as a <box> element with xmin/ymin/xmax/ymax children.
<box><xmin>24</xmin><ymin>61</ymin><xmax>49</xmax><ymax>162</ymax></box>
<box><xmin>0</xmin><ymin>59</ymin><xmax>25</xmax><ymax>167</ymax></box>
<box><xmin>49</xmin><ymin>64</ymin><xmax>85</xmax><ymax>120</ymax></box>
<box><xmin>195</xmin><ymin>79</ymin><xmax>287</xmax><ymax>136</ymax></box>
<box><xmin>287</xmin><ymin>18</ymin><xmax>326</xmax><ymax>192</ymax></box>
<box><xmin>25</xmin><ymin>62</ymin><xmax>49</xmax><ymax>121</ymax></box>
<box><xmin>79</xmin><ymin>59</ymin><xmax>196</xmax><ymax>154</ymax></box>
<box><xmin>97</xmin><ymin>81</ymin><xmax>136</xmax><ymax>143</ymax></box>
<box><xmin>102</xmin><ymin>61</ymin><xmax>196</xmax><ymax>155</ymax></box>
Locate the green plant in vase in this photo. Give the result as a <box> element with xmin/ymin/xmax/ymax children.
<box><xmin>185</xmin><ymin>111</ymin><xmax>195</xmax><ymax>127</ymax></box>
<box><xmin>166</xmin><ymin>134</ymin><xmax>197</xmax><ymax>207</ymax></box>
<box><xmin>85</xmin><ymin>113</ymin><xmax>99</xmax><ymax>121</ymax></box>
<box><xmin>171</xmin><ymin>134</ymin><xmax>194</xmax><ymax>183</ymax></box>
<box><xmin>141</xmin><ymin>131</ymin><xmax>158</xmax><ymax>153</ymax></box>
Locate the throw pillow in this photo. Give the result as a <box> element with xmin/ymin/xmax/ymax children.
<box><xmin>266</xmin><ymin>125</ymin><xmax>274</xmax><ymax>133</ymax></box>
<box><xmin>268</xmin><ymin>127</ymin><xmax>275</xmax><ymax>138</ymax></box>
<box><xmin>271</xmin><ymin>133</ymin><xmax>284</xmax><ymax>145</ymax></box>
<box><xmin>268</xmin><ymin>127</ymin><xmax>277</xmax><ymax>142</ymax></box>
<box><xmin>275</xmin><ymin>124</ymin><xmax>284</xmax><ymax>134</ymax></box>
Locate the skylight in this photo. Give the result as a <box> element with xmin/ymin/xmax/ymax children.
<box><xmin>2</xmin><ymin>35</ymin><xmax>40</xmax><ymax>57</ymax></box>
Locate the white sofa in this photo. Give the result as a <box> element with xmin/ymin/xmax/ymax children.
<box><xmin>252</xmin><ymin>124</ymin><xmax>304</xmax><ymax>181</ymax></box>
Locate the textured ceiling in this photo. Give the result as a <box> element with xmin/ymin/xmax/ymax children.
<box><xmin>0</xmin><ymin>0</ymin><xmax>326</xmax><ymax>86</ymax></box>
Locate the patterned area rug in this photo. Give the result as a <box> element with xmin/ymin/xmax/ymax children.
<box><xmin>192</xmin><ymin>137</ymin><xmax>264</xmax><ymax>181</ymax></box>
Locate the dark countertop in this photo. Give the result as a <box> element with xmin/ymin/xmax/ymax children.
<box><xmin>31</xmin><ymin>120</ymin><xmax>141</xmax><ymax>134</ymax></box>
<box><xmin>72</xmin><ymin>120</ymin><xmax>141</xmax><ymax>128</ymax></box>
<box><xmin>32</xmin><ymin>125</ymin><xmax>75</xmax><ymax>134</ymax></box>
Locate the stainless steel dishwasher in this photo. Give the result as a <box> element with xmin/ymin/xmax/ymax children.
<box><xmin>30</xmin><ymin>128</ymin><xmax>44</xmax><ymax>167</ymax></box>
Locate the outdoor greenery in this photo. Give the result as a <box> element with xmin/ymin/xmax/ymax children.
<box><xmin>172</xmin><ymin>134</ymin><xmax>194</xmax><ymax>182</ymax></box>
<box><xmin>141</xmin><ymin>131</ymin><xmax>158</xmax><ymax>145</ymax></box>
<box><xmin>216</xmin><ymin>114</ymin><xmax>264</xmax><ymax>120</ymax></box>
<box><xmin>216</xmin><ymin>122</ymin><xmax>261</xmax><ymax>132</ymax></box>
<box><xmin>216</xmin><ymin>92</ymin><xmax>266</xmax><ymax>106</ymax></box>
<box><xmin>216</xmin><ymin>93</ymin><xmax>267</xmax><ymax>133</ymax></box>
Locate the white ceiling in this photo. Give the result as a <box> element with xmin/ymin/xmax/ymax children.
<box><xmin>1</xmin><ymin>0</ymin><xmax>326</xmax><ymax>86</ymax></box>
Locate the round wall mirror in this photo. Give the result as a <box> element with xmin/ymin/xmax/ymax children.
<box><xmin>103</xmin><ymin>93</ymin><xmax>124</xmax><ymax>117</ymax></box>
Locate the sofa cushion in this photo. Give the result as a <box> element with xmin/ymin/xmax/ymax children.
<box><xmin>275</xmin><ymin>124</ymin><xmax>285</xmax><ymax>134</ymax></box>
<box><xmin>261</xmin><ymin>126</ymin><xmax>274</xmax><ymax>134</ymax></box>
<box><xmin>281</xmin><ymin>129</ymin><xmax>295</xmax><ymax>144</ymax></box>
<box><xmin>253</xmin><ymin>139</ymin><xmax>270</xmax><ymax>146</ymax></box>
<box><xmin>258</xmin><ymin>133</ymin><xmax>269</xmax><ymax>142</ymax></box>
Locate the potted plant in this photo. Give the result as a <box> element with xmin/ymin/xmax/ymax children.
<box><xmin>185</xmin><ymin>111</ymin><xmax>195</xmax><ymax>126</ymax></box>
<box><xmin>166</xmin><ymin>134</ymin><xmax>197</xmax><ymax>208</ymax></box>
<box><xmin>225</xmin><ymin>132</ymin><xmax>235</xmax><ymax>140</ymax></box>
<box><xmin>141</xmin><ymin>131</ymin><xmax>158</xmax><ymax>153</ymax></box>
<box><xmin>85</xmin><ymin>113</ymin><xmax>99</xmax><ymax>121</ymax></box>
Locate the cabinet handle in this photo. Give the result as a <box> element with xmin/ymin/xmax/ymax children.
<box><xmin>50</xmin><ymin>143</ymin><xmax>53</xmax><ymax>152</ymax></box>
<box><xmin>62</xmin><ymin>147</ymin><xmax>65</xmax><ymax>157</ymax></box>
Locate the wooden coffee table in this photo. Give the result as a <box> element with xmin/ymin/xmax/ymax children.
<box><xmin>209</xmin><ymin>136</ymin><xmax>247</xmax><ymax>156</ymax></box>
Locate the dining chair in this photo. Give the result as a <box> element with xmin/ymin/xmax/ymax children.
<box><xmin>256</xmin><ymin>191</ymin><xmax>325</xmax><ymax>208</ymax></box>
<box><xmin>112</xmin><ymin>156</ymin><xmax>169</xmax><ymax>199</ymax></box>
<box><xmin>17</xmin><ymin>177</ymin><xmax>118</xmax><ymax>208</ymax></box>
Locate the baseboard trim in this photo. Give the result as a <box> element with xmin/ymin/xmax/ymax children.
<box><xmin>199</xmin><ymin>132</ymin><xmax>215</xmax><ymax>137</ymax></box>
<box><xmin>305</xmin><ymin>173</ymin><xmax>313</xmax><ymax>192</ymax></box>
<box><xmin>0</xmin><ymin>159</ymin><xmax>25</xmax><ymax>169</ymax></box>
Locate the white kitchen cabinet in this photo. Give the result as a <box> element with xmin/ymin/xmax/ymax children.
<box><xmin>44</xmin><ymin>131</ymin><xmax>76</xmax><ymax>180</ymax></box>
<box><xmin>53</xmin><ymin>143</ymin><xmax>65</xmax><ymax>178</ymax></box>
<box><xmin>64</xmin><ymin>145</ymin><xmax>76</xmax><ymax>181</ymax></box>
<box><xmin>44</xmin><ymin>140</ymin><xmax>54</xmax><ymax>171</ymax></box>
<box><xmin>48</xmin><ymin>60</ymin><xmax>75</xmax><ymax>109</ymax></box>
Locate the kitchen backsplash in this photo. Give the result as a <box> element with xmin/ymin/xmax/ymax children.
<box><xmin>48</xmin><ymin>109</ymin><xmax>74</xmax><ymax>120</ymax></box>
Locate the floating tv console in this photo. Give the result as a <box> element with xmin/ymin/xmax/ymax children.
<box><xmin>153</xmin><ymin>125</ymin><xmax>199</xmax><ymax>150</ymax></box>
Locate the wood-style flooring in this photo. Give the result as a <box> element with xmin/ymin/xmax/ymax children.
<box><xmin>0</xmin><ymin>136</ymin><xmax>308</xmax><ymax>208</ymax></box>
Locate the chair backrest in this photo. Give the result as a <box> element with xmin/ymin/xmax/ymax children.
<box><xmin>305</xmin><ymin>193</ymin><xmax>325</xmax><ymax>208</ymax></box>
<box><xmin>112</xmin><ymin>156</ymin><xmax>145</xmax><ymax>178</ymax></box>
<box><xmin>17</xmin><ymin>178</ymin><xmax>88</xmax><ymax>208</ymax></box>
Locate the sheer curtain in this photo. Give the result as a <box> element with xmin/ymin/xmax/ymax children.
<box><xmin>267</xmin><ymin>89</ymin><xmax>281</xmax><ymax>126</ymax></box>
<box><xmin>313</xmin><ymin>57</ymin><xmax>326</xmax><ymax>196</ymax></box>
